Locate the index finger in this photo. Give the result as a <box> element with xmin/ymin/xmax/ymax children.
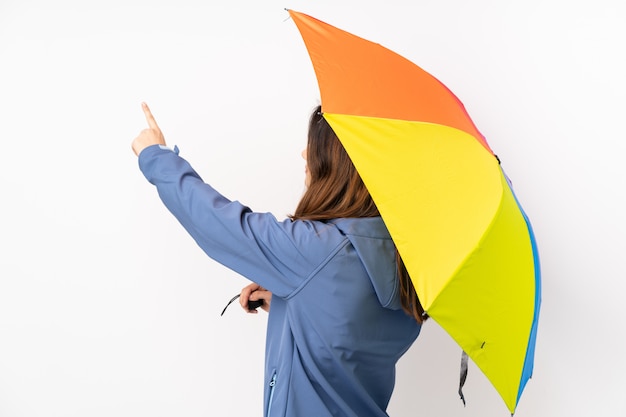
<box><xmin>142</xmin><ymin>102</ymin><xmax>160</xmax><ymax>130</ymax></box>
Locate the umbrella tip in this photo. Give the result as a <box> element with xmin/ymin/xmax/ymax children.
<box><xmin>283</xmin><ymin>8</ymin><xmax>292</xmax><ymax>22</ymax></box>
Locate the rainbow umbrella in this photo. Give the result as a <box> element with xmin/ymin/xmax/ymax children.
<box><xmin>288</xmin><ymin>10</ymin><xmax>541</xmax><ymax>414</ymax></box>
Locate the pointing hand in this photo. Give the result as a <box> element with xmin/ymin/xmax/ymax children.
<box><xmin>132</xmin><ymin>102</ymin><xmax>166</xmax><ymax>156</ymax></box>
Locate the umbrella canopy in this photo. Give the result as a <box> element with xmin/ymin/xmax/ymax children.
<box><xmin>288</xmin><ymin>9</ymin><xmax>541</xmax><ymax>414</ymax></box>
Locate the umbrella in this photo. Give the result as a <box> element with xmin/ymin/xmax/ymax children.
<box><xmin>288</xmin><ymin>9</ymin><xmax>541</xmax><ymax>414</ymax></box>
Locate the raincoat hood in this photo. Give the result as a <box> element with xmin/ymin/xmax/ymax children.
<box><xmin>330</xmin><ymin>218</ymin><xmax>402</xmax><ymax>310</ymax></box>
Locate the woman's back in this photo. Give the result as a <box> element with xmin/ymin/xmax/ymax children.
<box><xmin>263</xmin><ymin>217</ymin><xmax>421</xmax><ymax>417</ymax></box>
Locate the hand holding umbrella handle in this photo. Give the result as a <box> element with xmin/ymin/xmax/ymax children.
<box><xmin>220</xmin><ymin>283</ymin><xmax>272</xmax><ymax>316</ymax></box>
<box><xmin>220</xmin><ymin>294</ymin><xmax>265</xmax><ymax>316</ymax></box>
<box><xmin>240</xmin><ymin>282</ymin><xmax>271</xmax><ymax>313</ymax></box>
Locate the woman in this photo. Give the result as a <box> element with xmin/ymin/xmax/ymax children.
<box><xmin>132</xmin><ymin>102</ymin><xmax>426</xmax><ymax>417</ymax></box>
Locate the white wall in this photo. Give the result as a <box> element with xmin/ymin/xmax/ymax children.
<box><xmin>1</xmin><ymin>0</ymin><xmax>624</xmax><ymax>416</ymax></box>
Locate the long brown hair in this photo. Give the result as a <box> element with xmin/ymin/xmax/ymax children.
<box><xmin>291</xmin><ymin>105</ymin><xmax>428</xmax><ymax>323</ymax></box>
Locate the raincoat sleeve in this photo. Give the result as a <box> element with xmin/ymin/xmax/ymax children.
<box><xmin>137</xmin><ymin>145</ymin><xmax>327</xmax><ymax>298</ymax></box>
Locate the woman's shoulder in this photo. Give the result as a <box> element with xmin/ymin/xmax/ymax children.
<box><xmin>326</xmin><ymin>217</ymin><xmax>391</xmax><ymax>240</ymax></box>
<box><xmin>282</xmin><ymin>216</ymin><xmax>390</xmax><ymax>241</ymax></box>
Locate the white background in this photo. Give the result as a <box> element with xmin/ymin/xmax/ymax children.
<box><xmin>1</xmin><ymin>0</ymin><xmax>624</xmax><ymax>416</ymax></box>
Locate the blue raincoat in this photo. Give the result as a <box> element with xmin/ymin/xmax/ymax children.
<box><xmin>139</xmin><ymin>145</ymin><xmax>421</xmax><ymax>417</ymax></box>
